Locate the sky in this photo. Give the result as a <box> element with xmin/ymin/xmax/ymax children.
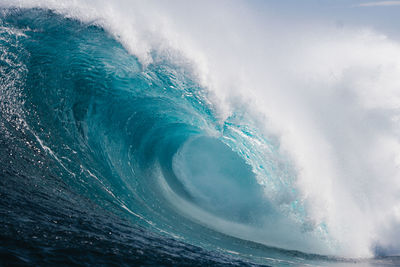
<box><xmin>250</xmin><ymin>0</ymin><xmax>400</xmax><ymax>39</ymax></box>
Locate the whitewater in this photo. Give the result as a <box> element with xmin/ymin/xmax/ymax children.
<box><xmin>1</xmin><ymin>1</ymin><xmax>400</xmax><ymax>266</ymax></box>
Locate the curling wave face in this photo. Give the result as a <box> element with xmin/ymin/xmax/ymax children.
<box><xmin>1</xmin><ymin>2</ymin><xmax>400</xmax><ymax>267</ymax></box>
<box><xmin>0</xmin><ymin>9</ymin><xmax>319</xmax><ymax>266</ymax></box>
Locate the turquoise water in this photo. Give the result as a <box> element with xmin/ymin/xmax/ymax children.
<box><xmin>1</xmin><ymin>8</ymin><xmax>399</xmax><ymax>266</ymax></box>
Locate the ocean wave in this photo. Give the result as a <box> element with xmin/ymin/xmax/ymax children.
<box><xmin>1</xmin><ymin>2</ymin><xmax>400</xmax><ymax>266</ymax></box>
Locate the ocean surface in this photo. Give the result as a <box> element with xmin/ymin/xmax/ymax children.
<box><xmin>1</xmin><ymin>2</ymin><xmax>400</xmax><ymax>266</ymax></box>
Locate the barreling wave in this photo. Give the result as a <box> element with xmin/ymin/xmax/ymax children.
<box><xmin>1</xmin><ymin>1</ymin><xmax>400</xmax><ymax>266</ymax></box>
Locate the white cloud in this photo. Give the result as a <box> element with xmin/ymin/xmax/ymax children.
<box><xmin>358</xmin><ymin>1</ymin><xmax>400</xmax><ymax>7</ymax></box>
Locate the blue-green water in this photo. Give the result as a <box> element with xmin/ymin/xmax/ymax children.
<box><xmin>0</xmin><ymin>8</ymin><xmax>399</xmax><ymax>266</ymax></box>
